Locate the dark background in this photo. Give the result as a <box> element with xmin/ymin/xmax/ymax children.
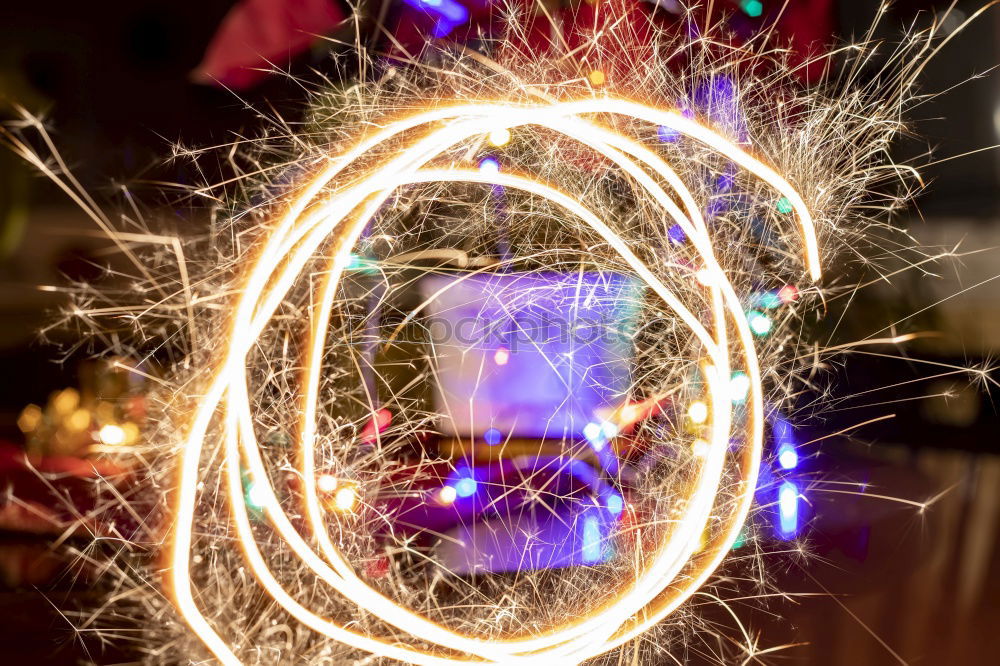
<box><xmin>0</xmin><ymin>0</ymin><xmax>998</xmax><ymax>664</ymax></box>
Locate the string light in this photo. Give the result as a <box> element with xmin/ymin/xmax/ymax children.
<box><xmin>493</xmin><ymin>347</ymin><xmax>510</xmax><ymax>365</ymax></box>
<box><xmin>316</xmin><ymin>474</ymin><xmax>338</xmax><ymax>493</ymax></box>
<box><xmin>332</xmin><ymin>485</ymin><xmax>358</xmax><ymax>513</ymax></box>
<box><xmin>687</xmin><ymin>400</ymin><xmax>709</xmax><ymax>424</ymax></box>
<box><xmin>455</xmin><ymin>477</ymin><xmax>478</xmax><ymax>498</ymax></box>
<box><xmin>98</xmin><ymin>423</ymin><xmax>126</xmax><ymax>446</ymax></box>
<box><xmin>748</xmin><ymin>310</ymin><xmax>772</xmax><ymax>336</ymax></box>
<box><xmin>740</xmin><ymin>0</ymin><xmax>763</xmax><ymax>18</ymax></box>
<box><xmin>478</xmin><ymin>157</ymin><xmax>500</xmax><ymax>174</ymax></box>
<box><xmin>488</xmin><ymin>128</ymin><xmax>511</xmax><ymax>146</ymax></box>
<box><xmin>245</xmin><ymin>481</ymin><xmax>267</xmax><ymax>510</ymax></box>
<box><xmin>606</xmin><ymin>494</ymin><xmax>624</xmax><ymax>517</ymax></box>
<box><xmin>729</xmin><ymin>372</ymin><xmax>751</xmax><ymax>403</ymax></box>
<box><xmin>581</xmin><ymin>516</ymin><xmax>603</xmax><ymax>562</ymax></box>
<box><xmin>778</xmin><ymin>447</ymin><xmax>799</xmax><ymax>470</ymax></box>
<box><xmin>778</xmin><ymin>481</ymin><xmax>799</xmax><ymax>537</ymax></box>
<box><xmin>777</xmin><ymin>284</ymin><xmax>799</xmax><ymax>303</ymax></box>
<box><xmin>437</xmin><ymin>485</ymin><xmax>458</xmax><ymax>505</ymax></box>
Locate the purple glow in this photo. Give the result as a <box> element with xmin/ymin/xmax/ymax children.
<box><xmin>657</xmin><ymin>125</ymin><xmax>680</xmax><ymax>142</ymax></box>
<box><xmin>693</xmin><ymin>74</ymin><xmax>748</xmax><ymax>141</ymax></box>
<box><xmin>772</xmin><ymin>415</ymin><xmax>798</xmax><ymax>468</ymax></box>
<box><xmin>668</xmin><ymin>224</ymin><xmax>686</xmax><ymax>244</ymax></box>
<box><xmin>716</xmin><ymin>167</ymin><xmax>736</xmax><ymax>192</ymax></box>
<box><xmin>436</xmin><ymin>508</ymin><xmax>616</xmax><ymax>573</ymax></box>
<box><xmin>606</xmin><ymin>493</ymin><xmax>624</xmax><ymax>516</ymax></box>
<box><xmin>421</xmin><ymin>271</ymin><xmax>641</xmax><ymax>440</ymax></box>
<box><xmin>478</xmin><ymin>156</ymin><xmax>500</xmax><ymax>174</ymax></box>
<box><xmin>581</xmin><ymin>515</ymin><xmax>602</xmax><ymax>562</ymax></box>
<box><xmin>455</xmin><ymin>477</ymin><xmax>477</xmax><ymax>497</ymax></box>
<box><xmin>778</xmin><ymin>481</ymin><xmax>799</xmax><ymax>538</ymax></box>
<box><xmin>402</xmin><ymin>0</ymin><xmax>470</xmax><ymax>38</ymax></box>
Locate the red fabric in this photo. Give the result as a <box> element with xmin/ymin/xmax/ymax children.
<box><xmin>775</xmin><ymin>0</ymin><xmax>837</xmax><ymax>84</ymax></box>
<box><xmin>194</xmin><ymin>0</ymin><xmax>347</xmax><ymax>89</ymax></box>
<box><xmin>194</xmin><ymin>1</ymin><xmax>836</xmax><ymax>88</ymax></box>
<box><xmin>0</xmin><ymin>443</ymin><xmax>129</xmax><ymax>536</ymax></box>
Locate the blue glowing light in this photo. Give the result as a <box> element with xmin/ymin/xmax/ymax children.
<box><xmin>657</xmin><ymin>125</ymin><xmax>680</xmax><ymax>142</ymax></box>
<box><xmin>778</xmin><ymin>447</ymin><xmax>799</xmax><ymax>470</ymax></box>
<box><xmin>778</xmin><ymin>481</ymin><xmax>799</xmax><ymax>537</ymax></box>
<box><xmin>754</xmin><ymin>290</ymin><xmax>782</xmax><ymax>309</ymax></box>
<box><xmin>729</xmin><ymin>371</ymin><xmax>751</xmax><ymax>404</ymax></box>
<box><xmin>582</xmin><ymin>515</ymin><xmax>602</xmax><ymax>562</ymax></box>
<box><xmin>402</xmin><ymin>0</ymin><xmax>470</xmax><ymax>38</ymax></box>
<box><xmin>668</xmin><ymin>224</ymin><xmax>686</xmax><ymax>244</ymax></box>
<box><xmin>606</xmin><ymin>494</ymin><xmax>624</xmax><ymax>517</ymax></box>
<box><xmin>478</xmin><ymin>157</ymin><xmax>500</xmax><ymax>174</ymax></box>
<box><xmin>483</xmin><ymin>427</ymin><xmax>502</xmax><ymax>446</ymax></box>
<box><xmin>716</xmin><ymin>169</ymin><xmax>735</xmax><ymax>193</ymax></box>
<box><xmin>772</xmin><ymin>415</ymin><xmax>798</xmax><ymax>469</ymax></box>
<box><xmin>455</xmin><ymin>477</ymin><xmax>478</xmax><ymax>498</ymax></box>
<box><xmin>740</xmin><ymin>0</ymin><xmax>763</xmax><ymax>18</ymax></box>
<box><xmin>245</xmin><ymin>480</ymin><xmax>266</xmax><ymax>510</ymax></box>
<box><xmin>748</xmin><ymin>310</ymin><xmax>772</xmax><ymax>336</ymax></box>
<box><xmin>583</xmin><ymin>421</ymin><xmax>605</xmax><ymax>450</ymax></box>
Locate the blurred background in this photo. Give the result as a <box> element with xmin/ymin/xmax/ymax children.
<box><xmin>0</xmin><ymin>0</ymin><xmax>997</xmax><ymax>663</ymax></box>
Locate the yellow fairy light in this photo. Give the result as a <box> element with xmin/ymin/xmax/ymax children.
<box><xmin>488</xmin><ymin>127</ymin><xmax>511</xmax><ymax>146</ymax></box>
<box><xmin>687</xmin><ymin>400</ymin><xmax>709</xmax><ymax>424</ymax></box>
<box><xmin>438</xmin><ymin>485</ymin><xmax>458</xmax><ymax>505</ymax></box>
<box><xmin>694</xmin><ymin>268</ymin><xmax>715</xmax><ymax>286</ymax></box>
<box><xmin>588</xmin><ymin>69</ymin><xmax>606</xmax><ymax>86</ymax></box>
<box><xmin>98</xmin><ymin>423</ymin><xmax>126</xmax><ymax>446</ymax></box>
<box><xmin>66</xmin><ymin>408</ymin><xmax>91</xmax><ymax>432</ymax></box>
<box><xmin>122</xmin><ymin>422</ymin><xmax>141</xmax><ymax>444</ymax></box>
<box><xmin>167</xmin><ymin>97</ymin><xmax>820</xmax><ymax>666</ymax></box>
<box><xmin>332</xmin><ymin>485</ymin><xmax>358</xmax><ymax>513</ymax></box>
<box><xmin>51</xmin><ymin>388</ymin><xmax>79</xmax><ymax>416</ymax></box>
<box><xmin>316</xmin><ymin>474</ymin><xmax>338</xmax><ymax>493</ymax></box>
<box><xmin>16</xmin><ymin>404</ymin><xmax>42</xmax><ymax>433</ymax></box>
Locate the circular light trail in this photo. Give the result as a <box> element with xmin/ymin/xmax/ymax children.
<box><xmin>167</xmin><ymin>98</ymin><xmax>820</xmax><ymax>665</ymax></box>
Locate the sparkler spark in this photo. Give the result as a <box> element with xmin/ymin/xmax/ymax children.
<box><xmin>168</xmin><ymin>98</ymin><xmax>819</xmax><ymax>665</ymax></box>
<box><xmin>6</xmin><ymin>2</ymin><xmax>989</xmax><ymax>664</ymax></box>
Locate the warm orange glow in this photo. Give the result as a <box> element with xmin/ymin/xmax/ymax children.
<box><xmin>167</xmin><ymin>97</ymin><xmax>820</xmax><ymax>665</ymax></box>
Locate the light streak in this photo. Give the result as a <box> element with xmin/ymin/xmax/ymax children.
<box><xmin>778</xmin><ymin>481</ymin><xmax>800</xmax><ymax>537</ymax></box>
<box><xmin>166</xmin><ymin>97</ymin><xmax>820</xmax><ymax>664</ymax></box>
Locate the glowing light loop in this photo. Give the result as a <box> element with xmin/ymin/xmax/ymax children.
<box><xmin>168</xmin><ymin>98</ymin><xmax>820</xmax><ymax>665</ymax></box>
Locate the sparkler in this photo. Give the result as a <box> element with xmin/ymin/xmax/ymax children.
<box><xmin>169</xmin><ymin>98</ymin><xmax>818</xmax><ymax>665</ymax></box>
<box><xmin>4</xmin><ymin>2</ymin><xmax>990</xmax><ymax>664</ymax></box>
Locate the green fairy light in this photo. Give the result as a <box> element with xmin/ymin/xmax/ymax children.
<box><xmin>740</xmin><ymin>0</ymin><xmax>763</xmax><ymax>18</ymax></box>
